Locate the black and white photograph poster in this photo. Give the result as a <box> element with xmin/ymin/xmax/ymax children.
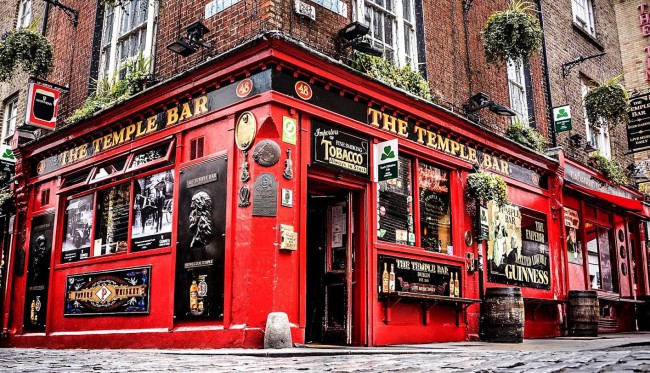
<box><xmin>61</xmin><ymin>194</ymin><xmax>94</xmax><ymax>263</ymax></box>
<box><xmin>131</xmin><ymin>170</ymin><xmax>174</xmax><ymax>252</ymax></box>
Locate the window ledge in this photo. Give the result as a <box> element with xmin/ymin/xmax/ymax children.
<box><xmin>572</xmin><ymin>22</ymin><xmax>604</xmax><ymax>51</ymax></box>
<box><xmin>376</xmin><ymin>242</ymin><xmax>466</xmax><ymax>265</ymax></box>
<box><xmin>55</xmin><ymin>246</ymin><xmax>172</xmax><ymax>270</ymax></box>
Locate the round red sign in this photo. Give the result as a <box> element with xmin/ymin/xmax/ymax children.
<box><xmin>295</xmin><ymin>81</ymin><xmax>312</xmax><ymax>100</ymax></box>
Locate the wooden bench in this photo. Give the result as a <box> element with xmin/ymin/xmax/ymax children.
<box><xmin>597</xmin><ymin>294</ymin><xmax>645</xmax><ymax>304</ymax></box>
<box><xmin>379</xmin><ymin>292</ymin><xmax>481</xmax><ymax>326</ymax></box>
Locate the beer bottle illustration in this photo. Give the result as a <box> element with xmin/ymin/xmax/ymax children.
<box><xmin>454</xmin><ymin>273</ymin><xmax>460</xmax><ymax>298</ymax></box>
<box><xmin>389</xmin><ymin>264</ymin><xmax>395</xmax><ymax>292</ymax></box>
<box><xmin>382</xmin><ymin>263</ymin><xmax>389</xmax><ymax>293</ymax></box>
<box><xmin>449</xmin><ymin>274</ymin><xmax>455</xmax><ymax>297</ymax></box>
<box><xmin>30</xmin><ymin>300</ymin><xmax>37</xmax><ymax>324</ymax></box>
<box><xmin>190</xmin><ymin>280</ymin><xmax>199</xmax><ymax>310</ymax></box>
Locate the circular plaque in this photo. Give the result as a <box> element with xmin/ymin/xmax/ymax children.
<box><xmin>235</xmin><ymin>111</ymin><xmax>257</xmax><ymax>151</ymax></box>
<box><xmin>464</xmin><ymin>231</ymin><xmax>473</xmax><ymax>246</ymax></box>
<box><xmin>252</xmin><ymin>140</ymin><xmax>281</xmax><ymax>167</ymax></box>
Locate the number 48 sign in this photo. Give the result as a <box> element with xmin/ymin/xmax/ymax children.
<box><xmin>374</xmin><ymin>139</ymin><xmax>399</xmax><ymax>182</ymax></box>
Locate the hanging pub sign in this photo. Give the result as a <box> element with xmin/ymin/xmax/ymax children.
<box><xmin>25</xmin><ymin>83</ymin><xmax>60</xmax><ymax>131</ymax></box>
<box><xmin>64</xmin><ymin>266</ymin><xmax>150</xmax><ymax>316</ymax></box>
<box><xmin>627</xmin><ymin>93</ymin><xmax>650</xmax><ymax>152</ymax></box>
<box><xmin>552</xmin><ymin>105</ymin><xmax>572</xmax><ymax>133</ymax></box>
<box><xmin>377</xmin><ymin>255</ymin><xmax>461</xmax><ymax>297</ymax></box>
<box><xmin>24</xmin><ymin>212</ymin><xmax>54</xmax><ymax>330</ymax></box>
<box><xmin>486</xmin><ymin>202</ymin><xmax>550</xmax><ymax>289</ymax></box>
<box><xmin>175</xmin><ymin>156</ymin><xmax>227</xmax><ymax>320</ymax></box>
<box><xmin>374</xmin><ymin>139</ymin><xmax>399</xmax><ymax>182</ymax></box>
<box><xmin>311</xmin><ymin>119</ymin><xmax>369</xmax><ymax>179</ymax></box>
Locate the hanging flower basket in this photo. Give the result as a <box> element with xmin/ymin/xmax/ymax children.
<box><xmin>584</xmin><ymin>75</ymin><xmax>629</xmax><ymax>129</ymax></box>
<box><xmin>482</xmin><ymin>1</ymin><xmax>544</xmax><ymax>65</ymax></box>
<box><xmin>588</xmin><ymin>152</ymin><xmax>629</xmax><ymax>186</ymax></box>
<box><xmin>505</xmin><ymin>121</ymin><xmax>547</xmax><ymax>153</ymax></box>
<box><xmin>466</xmin><ymin>172</ymin><xmax>509</xmax><ymax>207</ymax></box>
<box><xmin>0</xmin><ymin>28</ymin><xmax>53</xmax><ymax>82</ymax></box>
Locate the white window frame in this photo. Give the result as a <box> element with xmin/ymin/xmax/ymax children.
<box><xmin>354</xmin><ymin>0</ymin><xmax>419</xmax><ymax>68</ymax></box>
<box><xmin>507</xmin><ymin>59</ymin><xmax>528</xmax><ymax>125</ymax></box>
<box><xmin>99</xmin><ymin>0</ymin><xmax>157</xmax><ymax>81</ymax></box>
<box><xmin>17</xmin><ymin>0</ymin><xmax>32</xmax><ymax>29</ymax></box>
<box><xmin>2</xmin><ymin>98</ymin><xmax>19</xmax><ymax>146</ymax></box>
<box><xmin>572</xmin><ymin>0</ymin><xmax>595</xmax><ymax>36</ymax></box>
<box><xmin>581</xmin><ymin>80</ymin><xmax>611</xmax><ymax>158</ymax></box>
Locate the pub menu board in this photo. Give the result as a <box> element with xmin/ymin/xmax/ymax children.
<box><xmin>311</xmin><ymin>119</ymin><xmax>370</xmax><ymax>179</ymax></box>
<box><xmin>377</xmin><ymin>255</ymin><xmax>460</xmax><ymax>297</ymax></box>
<box><xmin>486</xmin><ymin>202</ymin><xmax>550</xmax><ymax>290</ymax></box>
<box><xmin>174</xmin><ymin>156</ymin><xmax>227</xmax><ymax>320</ymax></box>
<box><xmin>131</xmin><ymin>170</ymin><xmax>174</xmax><ymax>252</ymax></box>
<box><xmin>95</xmin><ymin>184</ymin><xmax>130</xmax><ymax>255</ymax></box>
<box><xmin>24</xmin><ymin>213</ymin><xmax>54</xmax><ymax>330</ymax></box>
<box><xmin>61</xmin><ymin>194</ymin><xmax>94</xmax><ymax>263</ymax></box>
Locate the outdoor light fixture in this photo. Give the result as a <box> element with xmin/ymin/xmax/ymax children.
<box><xmin>570</xmin><ymin>133</ymin><xmax>598</xmax><ymax>153</ymax></box>
<box><xmin>167</xmin><ymin>21</ymin><xmax>211</xmax><ymax>57</ymax></box>
<box><xmin>336</xmin><ymin>22</ymin><xmax>383</xmax><ymax>58</ymax></box>
<box><xmin>464</xmin><ymin>92</ymin><xmax>517</xmax><ymax>117</ymax></box>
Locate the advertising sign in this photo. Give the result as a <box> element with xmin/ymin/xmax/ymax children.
<box><xmin>377</xmin><ymin>255</ymin><xmax>461</xmax><ymax>297</ymax></box>
<box><xmin>552</xmin><ymin>105</ymin><xmax>572</xmax><ymax>133</ymax></box>
<box><xmin>486</xmin><ymin>202</ymin><xmax>550</xmax><ymax>289</ymax></box>
<box><xmin>311</xmin><ymin>119</ymin><xmax>369</xmax><ymax>179</ymax></box>
<box><xmin>375</xmin><ymin>139</ymin><xmax>399</xmax><ymax>182</ymax></box>
<box><xmin>564</xmin><ymin>207</ymin><xmax>582</xmax><ymax>265</ymax></box>
<box><xmin>175</xmin><ymin>156</ymin><xmax>227</xmax><ymax>320</ymax></box>
<box><xmin>64</xmin><ymin>266</ymin><xmax>150</xmax><ymax>316</ymax></box>
<box><xmin>131</xmin><ymin>170</ymin><xmax>174</xmax><ymax>252</ymax></box>
<box><xmin>25</xmin><ymin>83</ymin><xmax>60</xmax><ymax>131</ymax></box>
<box><xmin>627</xmin><ymin>93</ymin><xmax>650</xmax><ymax>152</ymax></box>
<box><xmin>24</xmin><ymin>213</ymin><xmax>54</xmax><ymax>330</ymax></box>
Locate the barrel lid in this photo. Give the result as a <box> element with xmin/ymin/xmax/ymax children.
<box><xmin>485</xmin><ymin>287</ymin><xmax>522</xmax><ymax>296</ymax></box>
<box><xmin>568</xmin><ymin>290</ymin><xmax>598</xmax><ymax>298</ymax></box>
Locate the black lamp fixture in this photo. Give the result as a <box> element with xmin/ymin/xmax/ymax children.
<box><xmin>569</xmin><ymin>133</ymin><xmax>598</xmax><ymax>153</ymax></box>
<box><xmin>464</xmin><ymin>92</ymin><xmax>517</xmax><ymax>117</ymax></box>
<box><xmin>167</xmin><ymin>21</ymin><xmax>211</xmax><ymax>57</ymax></box>
<box><xmin>336</xmin><ymin>21</ymin><xmax>383</xmax><ymax>58</ymax></box>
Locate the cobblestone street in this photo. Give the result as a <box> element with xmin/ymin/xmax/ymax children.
<box><xmin>1</xmin><ymin>334</ymin><xmax>649</xmax><ymax>372</ymax></box>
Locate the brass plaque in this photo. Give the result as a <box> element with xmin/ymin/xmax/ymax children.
<box><xmin>235</xmin><ymin>111</ymin><xmax>257</xmax><ymax>151</ymax></box>
<box><xmin>252</xmin><ymin>173</ymin><xmax>278</xmax><ymax>217</ymax></box>
<box><xmin>252</xmin><ymin>140</ymin><xmax>281</xmax><ymax>167</ymax></box>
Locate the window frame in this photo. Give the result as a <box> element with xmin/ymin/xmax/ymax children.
<box><xmin>2</xmin><ymin>97</ymin><xmax>19</xmax><ymax>146</ymax></box>
<box><xmin>507</xmin><ymin>59</ymin><xmax>529</xmax><ymax>125</ymax></box>
<box><xmin>572</xmin><ymin>0</ymin><xmax>596</xmax><ymax>36</ymax></box>
<box><xmin>581</xmin><ymin>79</ymin><xmax>611</xmax><ymax>158</ymax></box>
<box><xmin>16</xmin><ymin>0</ymin><xmax>32</xmax><ymax>29</ymax></box>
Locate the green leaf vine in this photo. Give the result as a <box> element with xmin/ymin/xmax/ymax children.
<box><xmin>505</xmin><ymin>121</ymin><xmax>547</xmax><ymax>153</ymax></box>
<box><xmin>584</xmin><ymin>75</ymin><xmax>629</xmax><ymax>129</ymax></box>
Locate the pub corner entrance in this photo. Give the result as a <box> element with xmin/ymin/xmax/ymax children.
<box><xmin>306</xmin><ymin>180</ymin><xmax>364</xmax><ymax>346</ymax></box>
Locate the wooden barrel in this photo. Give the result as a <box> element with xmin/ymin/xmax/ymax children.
<box><xmin>480</xmin><ymin>287</ymin><xmax>524</xmax><ymax>343</ymax></box>
<box><xmin>567</xmin><ymin>290</ymin><xmax>599</xmax><ymax>337</ymax></box>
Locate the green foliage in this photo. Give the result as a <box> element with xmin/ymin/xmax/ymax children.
<box><xmin>584</xmin><ymin>75</ymin><xmax>629</xmax><ymax>129</ymax></box>
<box><xmin>505</xmin><ymin>121</ymin><xmax>547</xmax><ymax>152</ymax></box>
<box><xmin>65</xmin><ymin>54</ymin><xmax>151</xmax><ymax>127</ymax></box>
<box><xmin>482</xmin><ymin>0</ymin><xmax>543</xmax><ymax>65</ymax></box>
<box><xmin>466</xmin><ymin>172</ymin><xmax>509</xmax><ymax>208</ymax></box>
<box><xmin>351</xmin><ymin>52</ymin><xmax>434</xmax><ymax>102</ymax></box>
<box><xmin>0</xmin><ymin>26</ymin><xmax>53</xmax><ymax>81</ymax></box>
<box><xmin>588</xmin><ymin>152</ymin><xmax>629</xmax><ymax>186</ymax></box>
<box><xmin>0</xmin><ymin>190</ymin><xmax>14</xmax><ymax>213</ymax></box>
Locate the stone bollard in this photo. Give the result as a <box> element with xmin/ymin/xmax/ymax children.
<box><xmin>264</xmin><ymin>312</ymin><xmax>292</xmax><ymax>349</ymax></box>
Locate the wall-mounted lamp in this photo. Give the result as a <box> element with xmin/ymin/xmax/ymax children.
<box><xmin>336</xmin><ymin>21</ymin><xmax>383</xmax><ymax>58</ymax></box>
<box><xmin>569</xmin><ymin>133</ymin><xmax>598</xmax><ymax>154</ymax></box>
<box><xmin>464</xmin><ymin>92</ymin><xmax>517</xmax><ymax>117</ymax></box>
<box><xmin>166</xmin><ymin>21</ymin><xmax>211</xmax><ymax>57</ymax></box>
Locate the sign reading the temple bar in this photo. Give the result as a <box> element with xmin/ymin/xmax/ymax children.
<box><xmin>486</xmin><ymin>202</ymin><xmax>550</xmax><ymax>289</ymax></box>
<box><xmin>627</xmin><ymin>93</ymin><xmax>650</xmax><ymax>152</ymax></box>
<box><xmin>377</xmin><ymin>255</ymin><xmax>461</xmax><ymax>297</ymax></box>
<box><xmin>24</xmin><ymin>212</ymin><xmax>54</xmax><ymax>330</ymax></box>
<box><xmin>25</xmin><ymin>83</ymin><xmax>60</xmax><ymax>131</ymax></box>
<box><xmin>175</xmin><ymin>156</ymin><xmax>227</xmax><ymax>320</ymax></box>
<box><xmin>311</xmin><ymin>120</ymin><xmax>369</xmax><ymax>179</ymax></box>
<box><xmin>64</xmin><ymin>266</ymin><xmax>150</xmax><ymax>316</ymax></box>
<box><xmin>565</xmin><ymin>163</ymin><xmax>637</xmax><ymax>199</ymax></box>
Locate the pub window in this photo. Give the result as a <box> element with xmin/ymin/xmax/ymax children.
<box><xmin>378</xmin><ymin>156</ymin><xmax>414</xmax><ymax>245</ymax></box>
<box><xmin>126</xmin><ymin>141</ymin><xmax>173</xmax><ymax>172</ymax></box>
<box><xmin>190</xmin><ymin>136</ymin><xmax>204</xmax><ymax>160</ymax></box>
<box><xmin>40</xmin><ymin>188</ymin><xmax>50</xmax><ymax>206</ymax></box>
<box><xmin>94</xmin><ymin>183</ymin><xmax>130</xmax><ymax>255</ymax></box>
<box><xmin>90</xmin><ymin>158</ymin><xmax>127</xmax><ymax>183</ymax></box>
<box><xmin>59</xmin><ymin>169</ymin><xmax>93</xmax><ymax>194</ymax></box>
<box><xmin>418</xmin><ymin>161</ymin><xmax>452</xmax><ymax>253</ymax></box>
<box><xmin>586</xmin><ymin>222</ymin><xmax>617</xmax><ymax>292</ymax></box>
<box><xmin>62</xmin><ymin>194</ymin><xmax>95</xmax><ymax>262</ymax></box>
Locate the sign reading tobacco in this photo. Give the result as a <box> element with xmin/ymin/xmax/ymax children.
<box><xmin>311</xmin><ymin>120</ymin><xmax>370</xmax><ymax>178</ymax></box>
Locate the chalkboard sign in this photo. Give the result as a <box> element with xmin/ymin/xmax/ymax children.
<box><xmin>377</xmin><ymin>255</ymin><xmax>461</xmax><ymax>297</ymax></box>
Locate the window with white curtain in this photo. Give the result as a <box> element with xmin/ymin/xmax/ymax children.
<box><xmin>356</xmin><ymin>0</ymin><xmax>418</xmax><ymax>68</ymax></box>
<box><xmin>581</xmin><ymin>80</ymin><xmax>610</xmax><ymax>158</ymax></box>
<box><xmin>17</xmin><ymin>0</ymin><xmax>32</xmax><ymax>29</ymax></box>
<box><xmin>572</xmin><ymin>0</ymin><xmax>595</xmax><ymax>36</ymax></box>
<box><xmin>2</xmin><ymin>97</ymin><xmax>18</xmax><ymax>146</ymax></box>
<box><xmin>99</xmin><ymin>0</ymin><xmax>157</xmax><ymax>81</ymax></box>
<box><xmin>507</xmin><ymin>59</ymin><xmax>528</xmax><ymax>125</ymax></box>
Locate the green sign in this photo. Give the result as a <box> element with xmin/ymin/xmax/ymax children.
<box><xmin>375</xmin><ymin>139</ymin><xmax>398</xmax><ymax>182</ymax></box>
<box><xmin>553</xmin><ymin>105</ymin><xmax>572</xmax><ymax>133</ymax></box>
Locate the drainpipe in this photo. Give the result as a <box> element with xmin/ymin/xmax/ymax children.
<box><xmin>536</xmin><ymin>0</ymin><xmax>556</xmax><ymax>147</ymax></box>
<box><xmin>41</xmin><ymin>2</ymin><xmax>51</xmax><ymax>36</ymax></box>
<box><xmin>462</xmin><ymin>0</ymin><xmax>474</xmax><ymax>97</ymax></box>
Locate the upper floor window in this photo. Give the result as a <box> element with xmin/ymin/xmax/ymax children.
<box><xmin>507</xmin><ymin>59</ymin><xmax>528</xmax><ymax>125</ymax></box>
<box><xmin>356</xmin><ymin>0</ymin><xmax>419</xmax><ymax>68</ymax></box>
<box><xmin>2</xmin><ymin>97</ymin><xmax>18</xmax><ymax>146</ymax></box>
<box><xmin>100</xmin><ymin>0</ymin><xmax>157</xmax><ymax>80</ymax></box>
<box><xmin>572</xmin><ymin>0</ymin><xmax>595</xmax><ymax>36</ymax></box>
<box><xmin>17</xmin><ymin>0</ymin><xmax>32</xmax><ymax>29</ymax></box>
<box><xmin>581</xmin><ymin>80</ymin><xmax>610</xmax><ymax>158</ymax></box>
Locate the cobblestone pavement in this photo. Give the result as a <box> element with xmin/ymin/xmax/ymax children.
<box><xmin>0</xmin><ymin>343</ymin><xmax>649</xmax><ymax>372</ymax></box>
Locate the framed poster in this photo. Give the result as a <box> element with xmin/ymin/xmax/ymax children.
<box><xmin>64</xmin><ymin>266</ymin><xmax>150</xmax><ymax>316</ymax></box>
<box><xmin>174</xmin><ymin>156</ymin><xmax>227</xmax><ymax>320</ymax></box>
<box><xmin>61</xmin><ymin>194</ymin><xmax>94</xmax><ymax>263</ymax></box>
<box><xmin>131</xmin><ymin>170</ymin><xmax>174</xmax><ymax>252</ymax></box>
<box><xmin>24</xmin><ymin>212</ymin><xmax>54</xmax><ymax>330</ymax></box>
<box><xmin>564</xmin><ymin>207</ymin><xmax>582</xmax><ymax>265</ymax></box>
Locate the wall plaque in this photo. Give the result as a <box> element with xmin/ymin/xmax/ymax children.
<box><xmin>24</xmin><ymin>212</ymin><xmax>54</xmax><ymax>330</ymax></box>
<box><xmin>252</xmin><ymin>140</ymin><xmax>281</xmax><ymax>167</ymax></box>
<box><xmin>252</xmin><ymin>173</ymin><xmax>278</xmax><ymax>217</ymax></box>
<box><xmin>235</xmin><ymin>111</ymin><xmax>257</xmax><ymax>151</ymax></box>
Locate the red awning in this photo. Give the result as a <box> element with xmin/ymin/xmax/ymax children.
<box><xmin>568</xmin><ymin>183</ymin><xmax>643</xmax><ymax>212</ymax></box>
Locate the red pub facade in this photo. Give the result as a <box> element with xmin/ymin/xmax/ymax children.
<box><xmin>1</xmin><ymin>35</ymin><xmax>649</xmax><ymax>349</ymax></box>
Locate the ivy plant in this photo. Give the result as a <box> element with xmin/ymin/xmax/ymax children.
<box><xmin>588</xmin><ymin>152</ymin><xmax>629</xmax><ymax>186</ymax></box>
<box><xmin>482</xmin><ymin>0</ymin><xmax>543</xmax><ymax>65</ymax></box>
<box><xmin>351</xmin><ymin>52</ymin><xmax>434</xmax><ymax>102</ymax></box>
<box><xmin>584</xmin><ymin>75</ymin><xmax>629</xmax><ymax>129</ymax></box>
<box><xmin>0</xmin><ymin>26</ymin><xmax>53</xmax><ymax>81</ymax></box>
<box><xmin>466</xmin><ymin>172</ymin><xmax>509</xmax><ymax>208</ymax></box>
<box><xmin>505</xmin><ymin>121</ymin><xmax>547</xmax><ymax>153</ymax></box>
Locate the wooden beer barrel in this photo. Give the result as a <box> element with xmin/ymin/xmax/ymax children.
<box><xmin>567</xmin><ymin>290</ymin><xmax>599</xmax><ymax>337</ymax></box>
<box><xmin>480</xmin><ymin>287</ymin><xmax>524</xmax><ymax>343</ymax></box>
